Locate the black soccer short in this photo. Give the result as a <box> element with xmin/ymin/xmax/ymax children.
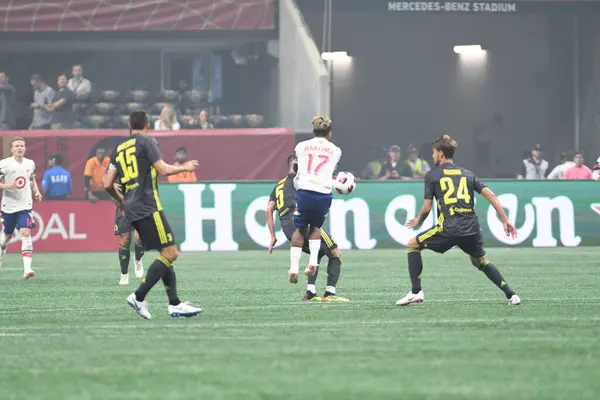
<box><xmin>416</xmin><ymin>225</ymin><xmax>486</xmax><ymax>258</ymax></box>
<box><xmin>113</xmin><ymin>207</ymin><xmax>133</xmax><ymax>236</ymax></box>
<box><xmin>131</xmin><ymin>211</ymin><xmax>175</xmax><ymax>251</ymax></box>
<box><xmin>282</xmin><ymin>222</ymin><xmax>338</xmax><ymax>259</ymax></box>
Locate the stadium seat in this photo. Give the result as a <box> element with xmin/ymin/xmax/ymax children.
<box><xmin>229</xmin><ymin>114</ymin><xmax>244</xmax><ymax>127</ymax></box>
<box><xmin>126</xmin><ymin>90</ymin><xmax>150</xmax><ymax>103</ymax></box>
<box><xmin>115</xmin><ymin>115</ymin><xmax>130</xmax><ymax>128</ymax></box>
<box><xmin>182</xmin><ymin>90</ymin><xmax>207</xmax><ymax>107</ymax></box>
<box><xmin>180</xmin><ymin>116</ymin><xmax>195</xmax><ymax>129</ymax></box>
<box><xmin>157</xmin><ymin>90</ymin><xmax>181</xmax><ymax>103</ymax></box>
<box><xmin>121</xmin><ymin>102</ymin><xmax>147</xmax><ymax>115</ymax></box>
<box><xmin>98</xmin><ymin>90</ymin><xmax>120</xmax><ymax>103</ymax></box>
<box><xmin>84</xmin><ymin>115</ymin><xmax>110</xmax><ymax>129</ymax></box>
<box><xmin>90</xmin><ymin>102</ymin><xmax>117</xmax><ymax>116</ymax></box>
<box><xmin>245</xmin><ymin>114</ymin><xmax>264</xmax><ymax>128</ymax></box>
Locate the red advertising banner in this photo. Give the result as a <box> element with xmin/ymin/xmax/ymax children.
<box><xmin>0</xmin><ymin>0</ymin><xmax>276</xmax><ymax>32</ymax></box>
<box><xmin>0</xmin><ymin>201</ymin><xmax>117</xmax><ymax>253</ymax></box>
<box><xmin>0</xmin><ymin>128</ymin><xmax>295</xmax><ymax>199</ymax></box>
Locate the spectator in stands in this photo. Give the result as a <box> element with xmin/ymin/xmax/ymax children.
<box><xmin>547</xmin><ymin>151</ymin><xmax>575</xmax><ymax>180</ymax></box>
<box><xmin>406</xmin><ymin>145</ymin><xmax>430</xmax><ymax>178</ymax></box>
<box><xmin>0</xmin><ymin>72</ymin><xmax>16</xmax><ymax>130</ymax></box>
<box><xmin>167</xmin><ymin>147</ymin><xmax>197</xmax><ymax>183</ymax></box>
<box><xmin>68</xmin><ymin>64</ymin><xmax>92</xmax><ymax>98</ymax></box>
<box><xmin>29</xmin><ymin>74</ymin><xmax>55</xmax><ymax>130</ymax></box>
<box><xmin>517</xmin><ymin>145</ymin><xmax>548</xmax><ymax>180</ymax></box>
<box><xmin>84</xmin><ymin>147</ymin><xmax>111</xmax><ymax>202</ymax></box>
<box><xmin>562</xmin><ymin>152</ymin><xmax>592</xmax><ymax>180</ymax></box>
<box><xmin>44</xmin><ymin>73</ymin><xmax>75</xmax><ymax>129</ymax></box>
<box><xmin>154</xmin><ymin>104</ymin><xmax>180</xmax><ymax>131</ymax></box>
<box><xmin>42</xmin><ymin>154</ymin><xmax>72</xmax><ymax>200</ymax></box>
<box><xmin>360</xmin><ymin>148</ymin><xmax>387</xmax><ymax>180</ymax></box>
<box><xmin>378</xmin><ymin>145</ymin><xmax>413</xmax><ymax>180</ymax></box>
<box><xmin>188</xmin><ymin>109</ymin><xmax>213</xmax><ymax>129</ymax></box>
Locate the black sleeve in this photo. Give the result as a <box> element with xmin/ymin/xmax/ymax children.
<box><xmin>84</xmin><ymin>176</ymin><xmax>91</xmax><ymax>190</ymax></box>
<box><xmin>144</xmin><ymin>137</ymin><xmax>162</xmax><ymax>164</ymax></box>
<box><xmin>402</xmin><ymin>163</ymin><xmax>414</xmax><ymax>178</ymax></box>
<box><xmin>109</xmin><ymin>148</ymin><xmax>117</xmax><ymax>166</ymax></box>
<box><xmin>424</xmin><ymin>172</ymin><xmax>435</xmax><ymax>200</ymax></box>
<box><xmin>473</xmin><ymin>175</ymin><xmax>486</xmax><ymax>194</ymax></box>
<box><xmin>269</xmin><ymin>184</ymin><xmax>277</xmax><ymax>202</ymax></box>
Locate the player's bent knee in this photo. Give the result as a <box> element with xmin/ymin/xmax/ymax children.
<box><xmin>19</xmin><ymin>229</ymin><xmax>31</xmax><ymax>238</ymax></box>
<box><xmin>120</xmin><ymin>232</ymin><xmax>132</xmax><ymax>246</ymax></box>
<box><xmin>407</xmin><ymin>237</ymin><xmax>420</xmax><ymax>249</ymax></box>
<box><xmin>161</xmin><ymin>245</ymin><xmax>178</xmax><ymax>263</ymax></box>
<box><xmin>331</xmin><ymin>248</ymin><xmax>342</xmax><ymax>259</ymax></box>
<box><xmin>470</xmin><ymin>256</ymin><xmax>486</xmax><ymax>269</ymax></box>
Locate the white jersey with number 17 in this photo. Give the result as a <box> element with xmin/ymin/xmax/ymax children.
<box><xmin>0</xmin><ymin>157</ymin><xmax>36</xmax><ymax>213</ymax></box>
<box><xmin>294</xmin><ymin>137</ymin><xmax>342</xmax><ymax>194</ymax></box>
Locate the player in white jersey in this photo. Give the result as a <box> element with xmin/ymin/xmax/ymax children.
<box><xmin>288</xmin><ymin>116</ymin><xmax>342</xmax><ymax>283</ymax></box>
<box><xmin>0</xmin><ymin>137</ymin><xmax>42</xmax><ymax>279</ymax></box>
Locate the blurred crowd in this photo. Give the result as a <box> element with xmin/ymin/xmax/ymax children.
<box><xmin>361</xmin><ymin>143</ymin><xmax>596</xmax><ymax>181</ymax></box>
<box><xmin>0</xmin><ymin>65</ymin><xmax>265</xmax><ymax>131</ymax></box>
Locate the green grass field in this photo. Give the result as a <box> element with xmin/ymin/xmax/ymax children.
<box><xmin>0</xmin><ymin>248</ymin><xmax>599</xmax><ymax>400</ymax></box>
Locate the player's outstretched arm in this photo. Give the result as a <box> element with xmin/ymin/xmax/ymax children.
<box><xmin>480</xmin><ymin>187</ymin><xmax>517</xmax><ymax>239</ymax></box>
<box><xmin>152</xmin><ymin>159</ymin><xmax>198</xmax><ymax>176</ymax></box>
<box><xmin>265</xmin><ymin>200</ymin><xmax>277</xmax><ymax>253</ymax></box>
<box><xmin>406</xmin><ymin>199</ymin><xmax>432</xmax><ymax>229</ymax></box>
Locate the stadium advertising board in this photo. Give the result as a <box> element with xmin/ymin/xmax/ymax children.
<box><xmin>160</xmin><ymin>181</ymin><xmax>599</xmax><ymax>251</ymax></box>
<box><xmin>0</xmin><ymin>201</ymin><xmax>116</xmax><ymax>252</ymax></box>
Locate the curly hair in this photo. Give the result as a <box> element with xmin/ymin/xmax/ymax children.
<box><xmin>311</xmin><ymin>116</ymin><xmax>332</xmax><ymax>137</ymax></box>
<box><xmin>432</xmin><ymin>134</ymin><xmax>457</xmax><ymax>159</ymax></box>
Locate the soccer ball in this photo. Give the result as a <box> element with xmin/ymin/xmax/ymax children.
<box><xmin>334</xmin><ymin>172</ymin><xmax>356</xmax><ymax>195</ymax></box>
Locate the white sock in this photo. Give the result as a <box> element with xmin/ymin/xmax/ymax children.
<box><xmin>289</xmin><ymin>246</ymin><xmax>302</xmax><ymax>274</ymax></box>
<box><xmin>307</xmin><ymin>284</ymin><xmax>316</xmax><ymax>294</ymax></box>
<box><xmin>326</xmin><ymin>286</ymin><xmax>336</xmax><ymax>295</ymax></box>
<box><xmin>21</xmin><ymin>236</ymin><xmax>33</xmax><ymax>273</ymax></box>
<box><xmin>308</xmin><ymin>239</ymin><xmax>320</xmax><ymax>266</ymax></box>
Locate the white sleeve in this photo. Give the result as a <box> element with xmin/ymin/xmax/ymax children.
<box><xmin>154</xmin><ymin>120</ymin><xmax>160</xmax><ymax>130</ymax></box>
<box><xmin>547</xmin><ymin>164</ymin><xmax>561</xmax><ymax>180</ymax></box>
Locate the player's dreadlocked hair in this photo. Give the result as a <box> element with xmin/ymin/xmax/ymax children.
<box><xmin>312</xmin><ymin>116</ymin><xmax>332</xmax><ymax>137</ymax></box>
<box><xmin>432</xmin><ymin>134</ymin><xmax>457</xmax><ymax>159</ymax></box>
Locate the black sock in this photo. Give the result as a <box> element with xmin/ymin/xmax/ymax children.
<box><xmin>408</xmin><ymin>249</ymin><xmax>423</xmax><ymax>294</ymax></box>
<box><xmin>326</xmin><ymin>257</ymin><xmax>341</xmax><ymax>288</ymax></box>
<box><xmin>307</xmin><ymin>254</ymin><xmax>324</xmax><ymax>285</ymax></box>
<box><xmin>134</xmin><ymin>256</ymin><xmax>170</xmax><ymax>302</ymax></box>
<box><xmin>118</xmin><ymin>244</ymin><xmax>130</xmax><ymax>275</ymax></box>
<box><xmin>134</xmin><ymin>242</ymin><xmax>145</xmax><ymax>262</ymax></box>
<box><xmin>161</xmin><ymin>267</ymin><xmax>181</xmax><ymax>306</ymax></box>
<box><xmin>480</xmin><ymin>262</ymin><xmax>516</xmax><ymax>299</ymax></box>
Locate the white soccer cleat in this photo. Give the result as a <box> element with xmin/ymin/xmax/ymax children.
<box><xmin>119</xmin><ymin>273</ymin><xmax>129</xmax><ymax>285</ymax></box>
<box><xmin>23</xmin><ymin>270</ymin><xmax>35</xmax><ymax>280</ymax></box>
<box><xmin>127</xmin><ymin>293</ymin><xmax>152</xmax><ymax>320</ymax></box>
<box><xmin>134</xmin><ymin>259</ymin><xmax>144</xmax><ymax>278</ymax></box>
<box><xmin>396</xmin><ymin>290</ymin><xmax>424</xmax><ymax>306</ymax></box>
<box><xmin>168</xmin><ymin>302</ymin><xmax>202</xmax><ymax>318</ymax></box>
<box><xmin>304</xmin><ymin>264</ymin><xmax>318</xmax><ymax>277</ymax></box>
<box><xmin>508</xmin><ymin>295</ymin><xmax>521</xmax><ymax>305</ymax></box>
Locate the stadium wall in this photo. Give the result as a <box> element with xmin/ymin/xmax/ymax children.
<box><xmin>11</xmin><ymin>181</ymin><xmax>596</xmax><ymax>253</ymax></box>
